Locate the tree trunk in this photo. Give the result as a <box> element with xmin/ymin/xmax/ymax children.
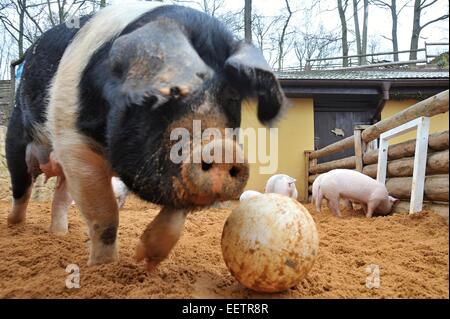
<box><xmin>353</xmin><ymin>0</ymin><xmax>362</xmax><ymax>64</ymax></box>
<box><xmin>57</xmin><ymin>0</ymin><xmax>66</xmax><ymax>24</ymax></box>
<box><xmin>309</xmin><ymin>156</ymin><xmax>356</xmax><ymax>174</ymax></box>
<box><xmin>363</xmin><ymin>150</ymin><xmax>449</xmax><ymax>178</ymax></box>
<box><xmin>391</xmin><ymin>0</ymin><xmax>399</xmax><ymax>61</ymax></box>
<box><xmin>16</xmin><ymin>0</ymin><xmax>26</xmax><ymax>58</ymax></box>
<box><xmin>337</xmin><ymin>0</ymin><xmax>349</xmax><ymax>67</ymax></box>
<box><xmin>361</xmin><ymin>0</ymin><xmax>369</xmax><ymax>64</ymax></box>
<box><xmin>244</xmin><ymin>0</ymin><xmax>252</xmax><ymax>43</ymax></box>
<box><xmin>277</xmin><ymin>0</ymin><xmax>293</xmax><ymax>71</ymax></box>
<box><xmin>363</xmin><ymin>130</ymin><xmax>449</xmax><ymax>165</ymax></box>
<box><xmin>409</xmin><ymin>0</ymin><xmax>421</xmax><ymax>60</ymax></box>
<box><xmin>386</xmin><ymin>174</ymin><xmax>449</xmax><ymax>202</ymax></box>
<box><xmin>361</xmin><ymin>90</ymin><xmax>449</xmax><ymax>143</ymax></box>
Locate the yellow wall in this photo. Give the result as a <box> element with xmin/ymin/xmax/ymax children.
<box><xmin>240</xmin><ymin>98</ymin><xmax>314</xmax><ymax>201</ymax></box>
<box><xmin>381</xmin><ymin>99</ymin><xmax>449</xmax><ymax>144</ymax></box>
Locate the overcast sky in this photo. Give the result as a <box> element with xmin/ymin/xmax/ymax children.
<box><xmin>108</xmin><ymin>0</ymin><xmax>448</xmax><ymax>65</ymax></box>
<box><xmin>0</xmin><ymin>0</ymin><xmax>448</xmax><ymax>79</ymax></box>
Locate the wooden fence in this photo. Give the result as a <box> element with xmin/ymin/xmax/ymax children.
<box><xmin>304</xmin><ymin>90</ymin><xmax>449</xmax><ymax>213</ymax></box>
<box><xmin>0</xmin><ymin>80</ymin><xmax>11</xmax><ymax>125</ymax></box>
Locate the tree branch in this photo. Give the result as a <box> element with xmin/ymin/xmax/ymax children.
<box><xmin>420</xmin><ymin>14</ymin><xmax>449</xmax><ymax>30</ymax></box>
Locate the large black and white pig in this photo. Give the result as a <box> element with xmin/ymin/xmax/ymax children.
<box><xmin>5</xmin><ymin>2</ymin><xmax>285</xmax><ymax>269</ymax></box>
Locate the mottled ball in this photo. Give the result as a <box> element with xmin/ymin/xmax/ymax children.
<box><xmin>221</xmin><ymin>193</ymin><xmax>319</xmax><ymax>293</ymax></box>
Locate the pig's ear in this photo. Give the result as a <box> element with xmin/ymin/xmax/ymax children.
<box><xmin>224</xmin><ymin>42</ymin><xmax>286</xmax><ymax>125</ymax></box>
<box><xmin>106</xmin><ymin>19</ymin><xmax>213</xmax><ymax>110</ymax></box>
<box><xmin>389</xmin><ymin>196</ymin><xmax>400</xmax><ymax>205</ymax></box>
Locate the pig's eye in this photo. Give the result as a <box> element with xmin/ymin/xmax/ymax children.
<box><xmin>143</xmin><ymin>95</ymin><xmax>158</xmax><ymax>107</ymax></box>
<box><xmin>111</xmin><ymin>62</ymin><xmax>124</xmax><ymax>78</ymax></box>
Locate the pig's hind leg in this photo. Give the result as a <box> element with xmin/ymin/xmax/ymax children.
<box><xmin>315</xmin><ymin>187</ymin><xmax>324</xmax><ymax>213</ymax></box>
<box><xmin>5</xmin><ymin>109</ymin><xmax>33</xmax><ymax>225</ymax></box>
<box><xmin>50</xmin><ymin>178</ymin><xmax>73</xmax><ymax>235</ymax></box>
<box><xmin>327</xmin><ymin>195</ymin><xmax>342</xmax><ymax>217</ymax></box>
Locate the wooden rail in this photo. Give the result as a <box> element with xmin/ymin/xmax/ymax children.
<box><xmin>305</xmin><ymin>90</ymin><xmax>449</xmax><ymax>208</ymax></box>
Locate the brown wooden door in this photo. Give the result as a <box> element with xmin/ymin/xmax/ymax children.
<box><xmin>314</xmin><ymin>95</ymin><xmax>377</xmax><ymax>164</ymax></box>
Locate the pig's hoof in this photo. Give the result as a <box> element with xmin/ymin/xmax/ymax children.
<box><xmin>87</xmin><ymin>244</ymin><xmax>118</xmax><ymax>266</ymax></box>
<box><xmin>135</xmin><ymin>240</ymin><xmax>162</xmax><ymax>272</ymax></box>
<box><xmin>135</xmin><ymin>240</ymin><xmax>147</xmax><ymax>262</ymax></box>
<box><xmin>7</xmin><ymin>213</ymin><xmax>25</xmax><ymax>225</ymax></box>
<box><xmin>50</xmin><ymin>226</ymin><xmax>68</xmax><ymax>236</ymax></box>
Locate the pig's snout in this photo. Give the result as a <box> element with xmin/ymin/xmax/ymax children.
<box><xmin>179</xmin><ymin>138</ymin><xmax>249</xmax><ymax>205</ymax></box>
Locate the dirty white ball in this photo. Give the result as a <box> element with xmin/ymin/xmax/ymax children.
<box><xmin>221</xmin><ymin>193</ymin><xmax>319</xmax><ymax>293</ymax></box>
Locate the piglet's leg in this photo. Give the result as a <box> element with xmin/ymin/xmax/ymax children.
<box><xmin>50</xmin><ymin>177</ymin><xmax>72</xmax><ymax>235</ymax></box>
<box><xmin>344</xmin><ymin>199</ymin><xmax>354</xmax><ymax>213</ymax></box>
<box><xmin>328</xmin><ymin>197</ymin><xmax>342</xmax><ymax>217</ymax></box>
<box><xmin>57</xmin><ymin>145</ymin><xmax>118</xmax><ymax>265</ymax></box>
<box><xmin>136</xmin><ymin>207</ymin><xmax>188</xmax><ymax>271</ymax></box>
<box><xmin>366</xmin><ymin>200</ymin><xmax>381</xmax><ymax>218</ymax></box>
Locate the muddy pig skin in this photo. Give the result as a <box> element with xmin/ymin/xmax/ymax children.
<box><xmin>318</xmin><ymin>169</ymin><xmax>399</xmax><ymax>218</ymax></box>
<box><xmin>6</xmin><ymin>3</ymin><xmax>286</xmax><ymax>269</ymax></box>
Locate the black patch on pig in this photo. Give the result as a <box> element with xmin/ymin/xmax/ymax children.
<box><xmin>100</xmin><ymin>226</ymin><xmax>117</xmax><ymax>245</ymax></box>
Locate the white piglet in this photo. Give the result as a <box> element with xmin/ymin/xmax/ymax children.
<box><xmin>239</xmin><ymin>174</ymin><xmax>298</xmax><ymax>202</ymax></box>
<box><xmin>312</xmin><ymin>172</ymin><xmax>353</xmax><ymax>213</ymax></box>
<box><xmin>239</xmin><ymin>190</ymin><xmax>263</xmax><ymax>201</ymax></box>
<box><xmin>311</xmin><ymin>173</ymin><xmax>326</xmax><ymax>212</ymax></box>
<box><xmin>265</xmin><ymin>174</ymin><xmax>298</xmax><ymax>199</ymax></box>
<box><xmin>318</xmin><ymin>169</ymin><xmax>399</xmax><ymax>218</ymax></box>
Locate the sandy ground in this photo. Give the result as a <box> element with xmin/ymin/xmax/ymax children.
<box><xmin>0</xmin><ymin>196</ymin><xmax>448</xmax><ymax>299</ymax></box>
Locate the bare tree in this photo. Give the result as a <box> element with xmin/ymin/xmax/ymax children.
<box><xmin>244</xmin><ymin>0</ymin><xmax>251</xmax><ymax>43</ymax></box>
<box><xmin>372</xmin><ymin>0</ymin><xmax>409</xmax><ymax>61</ymax></box>
<box><xmin>294</xmin><ymin>25</ymin><xmax>341</xmax><ymax>70</ymax></box>
<box><xmin>337</xmin><ymin>0</ymin><xmax>349</xmax><ymax>66</ymax></box>
<box><xmin>361</xmin><ymin>0</ymin><xmax>369</xmax><ymax>64</ymax></box>
<box><xmin>276</xmin><ymin>0</ymin><xmax>294</xmax><ymax>70</ymax></box>
<box><xmin>409</xmin><ymin>0</ymin><xmax>449</xmax><ymax>60</ymax></box>
<box><xmin>252</xmin><ymin>13</ymin><xmax>281</xmax><ymax>52</ymax></box>
<box><xmin>0</xmin><ymin>0</ymin><xmax>106</xmax><ymax>79</ymax></box>
<box><xmin>174</xmin><ymin>0</ymin><xmax>225</xmax><ymax>17</ymax></box>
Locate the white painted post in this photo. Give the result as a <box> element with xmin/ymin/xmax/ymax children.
<box><xmin>410</xmin><ymin>117</ymin><xmax>430</xmax><ymax>214</ymax></box>
<box><xmin>376</xmin><ymin>117</ymin><xmax>431</xmax><ymax>214</ymax></box>
<box><xmin>376</xmin><ymin>138</ymin><xmax>389</xmax><ymax>185</ymax></box>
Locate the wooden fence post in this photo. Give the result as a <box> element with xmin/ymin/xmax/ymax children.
<box><xmin>304</xmin><ymin>150</ymin><xmax>312</xmax><ymax>202</ymax></box>
<box><xmin>354</xmin><ymin>129</ymin><xmax>363</xmax><ymax>172</ymax></box>
<box><xmin>354</xmin><ymin>125</ymin><xmax>371</xmax><ymax>172</ymax></box>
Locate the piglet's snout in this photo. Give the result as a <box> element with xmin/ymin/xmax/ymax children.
<box><xmin>180</xmin><ymin>138</ymin><xmax>249</xmax><ymax>205</ymax></box>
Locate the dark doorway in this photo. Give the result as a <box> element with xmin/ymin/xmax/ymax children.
<box><xmin>314</xmin><ymin>95</ymin><xmax>378</xmax><ymax>163</ymax></box>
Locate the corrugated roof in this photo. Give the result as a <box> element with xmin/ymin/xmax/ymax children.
<box><xmin>276</xmin><ymin>69</ymin><xmax>450</xmax><ymax>80</ymax></box>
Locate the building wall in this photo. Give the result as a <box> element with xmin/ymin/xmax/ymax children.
<box><xmin>240</xmin><ymin>98</ymin><xmax>315</xmax><ymax>201</ymax></box>
<box><xmin>382</xmin><ymin>99</ymin><xmax>449</xmax><ymax>145</ymax></box>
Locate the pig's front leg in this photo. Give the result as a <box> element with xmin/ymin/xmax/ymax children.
<box><xmin>366</xmin><ymin>199</ymin><xmax>381</xmax><ymax>218</ymax></box>
<box><xmin>57</xmin><ymin>145</ymin><xmax>119</xmax><ymax>265</ymax></box>
<box><xmin>136</xmin><ymin>207</ymin><xmax>188</xmax><ymax>271</ymax></box>
<box><xmin>50</xmin><ymin>177</ymin><xmax>73</xmax><ymax>235</ymax></box>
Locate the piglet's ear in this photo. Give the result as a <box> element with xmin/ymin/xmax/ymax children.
<box><xmin>224</xmin><ymin>42</ymin><xmax>286</xmax><ymax>125</ymax></box>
